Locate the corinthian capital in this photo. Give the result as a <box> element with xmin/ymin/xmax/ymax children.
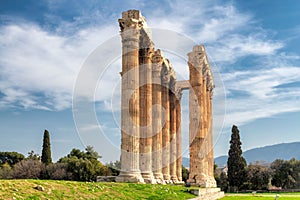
<box><xmin>161</xmin><ymin>59</ymin><xmax>173</xmax><ymax>86</ymax></box>
<box><xmin>187</xmin><ymin>45</ymin><xmax>206</xmax><ymax>70</ymax></box>
<box><xmin>152</xmin><ymin>49</ymin><xmax>164</xmax><ymax>64</ymax></box>
<box><xmin>175</xmin><ymin>88</ymin><xmax>183</xmax><ymax>100</ymax></box>
<box><xmin>118</xmin><ymin>10</ymin><xmax>147</xmax><ymax>31</ymax></box>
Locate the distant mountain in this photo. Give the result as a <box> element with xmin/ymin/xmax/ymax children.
<box><xmin>215</xmin><ymin>142</ymin><xmax>300</xmax><ymax>167</ymax></box>
<box><xmin>182</xmin><ymin>142</ymin><xmax>300</xmax><ymax>168</ymax></box>
<box><xmin>214</xmin><ymin>156</ymin><xmax>228</xmax><ymax>167</ymax></box>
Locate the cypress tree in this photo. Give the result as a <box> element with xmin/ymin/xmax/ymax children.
<box><xmin>227</xmin><ymin>125</ymin><xmax>247</xmax><ymax>192</ymax></box>
<box><xmin>41</xmin><ymin>129</ymin><xmax>52</xmax><ymax>165</ymax></box>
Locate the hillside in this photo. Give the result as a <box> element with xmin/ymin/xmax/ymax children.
<box><xmin>0</xmin><ymin>179</ymin><xmax>195</xmax><ymax>199</ymax></box>
<box><xmin>182</xmin><ymin>142</ymin><xmax>300</xmax><ymax>167</ymax></box>
<box><xmin>215</xmin><ymin>142</ymin><xmax>300</xmax><ymax>167</ymax></box>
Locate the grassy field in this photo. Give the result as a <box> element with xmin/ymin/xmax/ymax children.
<box><xmin>0</xmin><ymin>179</ymin><xmax>195</xmax><ymax>199</ymax></box>
<box><xmin>1</xmin><ymin>180</ymin><xmax>299</xmax><ymax>200</ymax></box>
<box><xmin>222</xmin><ymin>192</ymin><xmax>300</xmax><ymax>200</ymax></box>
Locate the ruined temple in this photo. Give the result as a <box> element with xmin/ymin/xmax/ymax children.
<box><xmin>116</xmin><ymin>10</ymin><xmax>218</xmax><ymax>189</ymax></box>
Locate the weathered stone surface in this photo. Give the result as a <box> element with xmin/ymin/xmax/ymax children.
<box><xmin>175</xmin><ymin>96</ymin><xmax>183</xmax><ymax>183</ymax></box>
<box><xmin>117</xmin><ymin>10</ymin><xmax>144</xmax><ymax>183</ymax></box>
<box><xmin>187</xmin><ymin>45</ymin><xmax>216</xmax><ymax>187</ymax></box>
<box><xmin>169</xmin><ymin>91</ymin><xmax>178</xmax><ymax>183</ymax></box>
<box><xmin>139</xmin><ymin>36</ymin><xmax>156</xmax><ymax>184</ymax></box>
<box><xmin>117</xmin><ymin>11</ymin><xmax>218</xmax><ymax>194</ymax></box>
<box><xmin>151</xmin><ymin>49</ymin><xmax>164</xmax><ymax>184</ymax></box>
<box><xmin>161</xmin><ymin>59</ymin><xmax>171</xmax><ymax>182</ymax></box>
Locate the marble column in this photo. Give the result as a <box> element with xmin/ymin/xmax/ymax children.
<box><xmin>117</xmin><ymin>10</ymin><xmax>144</xmax><ymax>183</ymax></box>
<box><xmin>175</xmin><ymin>91</ymin><xmax>183</xmax><ymax>182</ymax></box>
<box><xmin>151</xmin><ymin>50</ymin><xmax>164</xmax><ymax>184</ymax></box>
<box><xmin>187</xmin><ymin>45</ymin><xmax>207</xmax><ymax>187</ymax></box>
<box><xmin>207</xmin><ymin>70</ymin><xmax>217</xmax><ymax>187</ymax></box>
<box><xmin>161</xmin><ymin>60</ymin><xmax>171</xmax><ymax>183</ymax></box>
<box><xmin>139</xmin><ymin>37</ymin><xmax>156</xmax><ymax>183</ymax></box>
<box><xmin>202</xmin><ymin>66</ymin><xmax>209</xmax><ymax>181</ymax></box>
<box><xmin>169</xmin><ymin>84</ymin><xmax>178</xmax><ymax>183</ymax></box>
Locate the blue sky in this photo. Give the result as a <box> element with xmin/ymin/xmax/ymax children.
<box><xmin>0</xmin><ymin>0</ymin><xmax>300</xmax><ymax>163</ymax></box>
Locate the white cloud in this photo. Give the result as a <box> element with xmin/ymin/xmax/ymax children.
<box><xmin>222</xmin><ymin>66</ymin><xmax>300</xmax><ymax>126</ymax></box>
<box><xmin>206</xmin><ymin>34</ymin><xmax>283</xmax><ymax>63</ymax></box>
<box><xmin>0</xmin><ymin>22</ymin><xmax>117</xmax><ymax>110</ymax></box>
<box><xmin>0</xmin><ymin>0</ymin><xmax>299</xmax><ymax>133</ymax></box>
<box><xmin>197</xmin><ymin>5</ymin><xmax>252</xmax><ymax>42</ymax></box>
<box><xmin>146</xmin><ymin>1</ymin><xmax>283</xmax><ymax>65</ymax></box>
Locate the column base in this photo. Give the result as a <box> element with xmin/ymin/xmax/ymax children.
<box><xmin>141</xmin><ymin>171</ymin><xmax>156</xmax><ymax>184</ymax></box>
<box><xmin>116</xmin><ymin>171</ymin><xmax>144</xmax><ymax>183</ymax></box>
<box><xmin>207</xmin><ymin>176</ymin><xmax>217</xmax><ymax>187</ymax></box>
<box><xmin>163</xmin><ymin>174</ymin><xmax>171</xmax><ymax>183</ymax></box>
<box><xmin>188</xmin><ymin>173</ymin><xmax>217</xmax><ymax>187</ymax></box>
<box><xmin>153</xmin><ymin>172</ymin><xmax>165</xmax><ymax>184</ymax></box>
<box><xmin>171</xmin><ymin>175</ymin><xmax>179</xmax><ymax>184</ymax></box>
<box><xmin>187</xmin><ymin>174</ymin><xmax>217</xmax><ymax>188</ymax></box>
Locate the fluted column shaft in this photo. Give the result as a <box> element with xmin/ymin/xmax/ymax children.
<box><xmin>169</xmin><ymin>91</ymin><xmax>177</xmax><ymax>182</ymax></box>
<box><xmin>187</xmin><ymin>45</ymin><xmax>207</xmax><ymax>187</ymax></box>
<box><xmin>117</xmin><ymin>10</ymin><xmax>144</xmax><ymax>183</ymax></box>
<box><xmin>188</xmin><ymin>63</ymin><xmax>205</xmax><ymax>185</ymax></box>
<box><xmin>202</xmin><ymin>74</ymin><xmax>209</xmax><ymax>178</ymax></box>
<box><xmin>162</xmin><ymin>76</ymin><xmax>170</xmax><ymax>182</ymax></box>
<box><xmin>151</xmin><ymin>50</ymin><xmax>164</xmax><ymax>183</ymax></box>
<box><xmin>139</xmin><ymin>44</ymin><xmax>156</xmax><ymax>183</ymax></box>
<box><xmin>207</xmin><ymin>88</ymin><xmax>216</xmax><ymax>187</ymax></box>
<box><xmin>207</xmin><ymin>93</ymin><xmax>213</xmax><ymax>177</ymax></box>
<box><xmin>175</xmin><ymin>97</ymin><xmax>182</xmax><ymax>182</ymax></box>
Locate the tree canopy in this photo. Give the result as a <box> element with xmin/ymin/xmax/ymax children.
<box><xmin>227</xmin><ymin>125</ymin><xmax>247</xmax><ymax>192</ymax></box>
<box><xmin>0</xmin><ymin>152</ymin><xmax>25</xmax><ymax>167</ymax></box>
<box><xmin>58</xmin><ymin>146</ymin><xmax>107</xmax><ymax>181</ymax></box>
<box><xmin>271</xmin><ymin>158</ymin><xmax>300</xmax><ymax>189</ymax></box>
<box><xmin>41</xmin><ymin>130</ymin><xmax>52</xmax><ymax>165</ymax></box>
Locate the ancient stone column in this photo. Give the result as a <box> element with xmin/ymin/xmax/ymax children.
<box><xmin>175</xmin><ymin>91</ymin><xmax>183</xmax><ymax>182</ymax></box>
<box><xmin>151</xmin><ymin>50</ymin><xmax>164</xmax><ymax>184</ymax></box>
<box><xmin>139</xmin><ymin>34</ymin><xmax>156</xmax><ymax>183</ymax></box>
<box><xmin>207</xmin><ymin>70</ymin><xmax>217</xmax><ymax>187</ymax></box>
<box><xmin>116</xmin><ymin>10</ymin><xmax>144</xmax><ymax>183</ymax></box>
<box><xmin>187</xmin><ymin>45</ymin><xmax>208</xmax><ymax>187</ymax></box>
<box><xmin>161</xmin><ymin>60</ymin><xmax>172</xmax><ymax>183</ymax></box>
<box><xmin>169</xmin><ymin>79</ymin><xmax>178</xmax><ymax>183</ymax></box>
<box><xmin>202</xmin><ymin>65</ymin><xmax>209</xmax><ymax>181</ymax></box>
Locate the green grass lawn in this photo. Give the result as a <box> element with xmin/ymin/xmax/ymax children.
<box><xmin>0</xmin><ymin>179</ymin><xmax>195</xmax><ymax>199</ymax></box>
<box><xmin>1</xmin><ymin>179</ymin><xmax>299</xmax><ymax>200</ymax></box>
<box><xmin>221</xmin><ymin>192</ymin><xmax>300</xmax><ymax>200</ymax></box>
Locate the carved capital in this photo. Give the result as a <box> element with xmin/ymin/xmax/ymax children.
<box><xmin>187</xmin><ymin>45</ymin><xmax>206</xmax><ymax>70</ymax></box>
<box><xmin>120</xmin><ymin>28</ymin><xmax>140</xmax><ymax>47</ymax></box>
<box><xmin>119</xmin><ymin>10</ymin><xmax>148</xmax><ymax>32</ymax></box>
<box><xmin>152</xmin><ymin>49</ymin><xmax>164</xmax><ymax>64</ymax></box>
<box><xmin>175</xmin><ymin>88</ymin><xmax>183</xmax><ymax>100</ymax></box>
<box><xmin>161</xmin><ymin>59</ymin><xmax>173</xmax><ymax>86</ymax></box>
<box><xmin>140</xmin><ymin>47</ymin><xmax>154</xmax><ymax>59</ymax></box>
